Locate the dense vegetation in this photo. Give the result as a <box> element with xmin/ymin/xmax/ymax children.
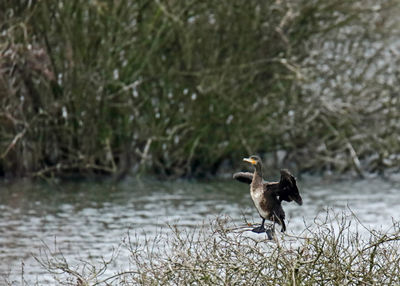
<box><xmin>1</xmin><ymin>0</ymin><xmax>400</xmax><ymax>179</ymax></box>
<box><xmin>25</xmin><ymin>214</ymin><xmax>400</xmax><ymax>285</ymax></box>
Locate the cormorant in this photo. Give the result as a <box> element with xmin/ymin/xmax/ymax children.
<box><xmin>234</xmin><ymin>155</ymin><xmax>302</xmax><ymax>238</ymax></box>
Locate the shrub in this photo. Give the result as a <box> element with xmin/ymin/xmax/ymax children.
<box><xmin>1</xmin><ymin>0</ymin><xmax>399</xmax><ymax>178</ymax></box>
<box><xmin>30</xmin><ymin>213</ymin><xmax>400</xmax><ymax>285</ymax></box>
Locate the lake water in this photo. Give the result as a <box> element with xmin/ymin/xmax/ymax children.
<box><xmin>1</xmin><ymin>175</ymin><xmax>399</xmax><ymax>284</ymax></box>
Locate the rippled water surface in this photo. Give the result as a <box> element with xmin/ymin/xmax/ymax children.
<box><xmin>1</xmin><ymin>175</ymin><xmax>399</xmax><ymax>284</ymax></box>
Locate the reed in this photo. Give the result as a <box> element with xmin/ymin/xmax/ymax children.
<box><xmin>1</xmin><ymin>0</ymin><xmax>399</xmax><ymax>179</ymax></box>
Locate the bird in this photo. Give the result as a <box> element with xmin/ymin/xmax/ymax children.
<box><xmin>233</xmin><ymin>168</ymin><xmax>302</xmax><ymax>205</ymax></box>
<box><xmin>233</xmin><ymin>155</ymin><xmax>302</xmax><ymax>238</ymax></box>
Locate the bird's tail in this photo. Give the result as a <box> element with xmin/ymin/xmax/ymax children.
<box><xmin>273</xmin><ymin>212</ymin><xmax>286</xmax><ymax>232</ymax></box>
<box><xmin>280</xmin><ymin>220</ymin><xmax>286</xmax><ymax>232</ymax></box>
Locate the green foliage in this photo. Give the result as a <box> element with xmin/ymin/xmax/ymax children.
<box><xmin>1</xmin><ymin>0</ymin><xmax>399</xmax><ymax>178</ymax></box>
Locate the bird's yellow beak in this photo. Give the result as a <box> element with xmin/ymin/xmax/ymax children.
<box><xmin>243</xmin><ymin>158</ymin><xmax>256</xmax><ymax>165</ymax></box>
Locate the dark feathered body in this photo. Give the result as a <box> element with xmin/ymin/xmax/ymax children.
<box><xmin>247</xmin><ymin>157</ymin><xmax>286</xmax><ymax>232</ymax></box>
<box><xmin>250</xmin><ymin>183</ymin><xmax>286</xmax><ymax>231</ymax></box>
<box><xmin>233</xmin><ymin>169</ymin><xmax>302</xmax><ymax>206</ymax></box>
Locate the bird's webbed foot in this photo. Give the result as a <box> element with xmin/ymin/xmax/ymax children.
<box><xmin>251</xmin><ymin>225</ymin><xmax>266</xmax><ymax>233</ymax></box>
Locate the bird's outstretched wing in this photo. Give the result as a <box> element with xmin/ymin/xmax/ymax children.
<box><xmin>232</xmin><ymin>172</ymin><xmax>253</xmax><ymax>184</ymax></box>
<box><xmin>276</xmin><ymin>169</ymin><xmax>303</xmax><ymax>205</ymax></box>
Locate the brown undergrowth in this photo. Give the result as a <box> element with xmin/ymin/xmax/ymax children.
<box><xmin>18</xmin><ymin>212</ymin><xmax>400</xmax><ymax>285</ymax></box>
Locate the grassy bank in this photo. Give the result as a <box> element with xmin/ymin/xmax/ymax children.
<box><xmin>1</xmin><ymin>0</ymin><xmax>400</xmax><ymax>179</ymax></box>
<box><xmin>22</xmin><ymin>213</ymin><xmax>400</xmax><ymax>285</ymax></box>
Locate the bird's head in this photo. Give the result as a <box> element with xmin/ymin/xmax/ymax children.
<box><xmin>243</xmin><ymin>155</ymin><xmax>262</xmax><ymax>172</ymax></box>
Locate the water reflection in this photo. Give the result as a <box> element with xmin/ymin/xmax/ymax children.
<box><xmin>0</xmin><ymin>176</ymin><xmax>399</xmax><ymax>284</ymax></box>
